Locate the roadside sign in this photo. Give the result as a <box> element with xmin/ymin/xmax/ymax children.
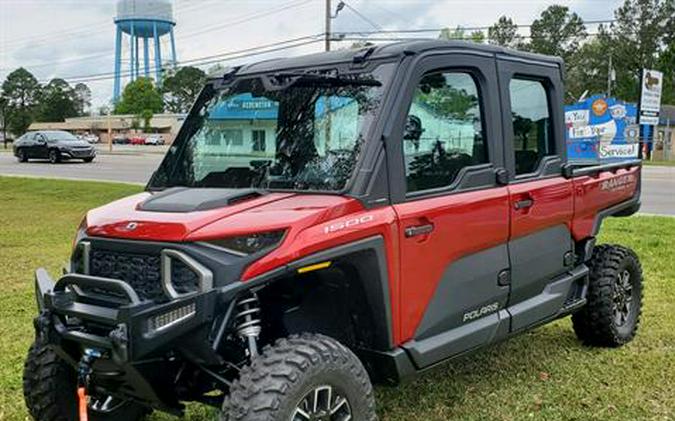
<box><xmin>566</xmin><ymin>95</ymin><xmax>639</xmax><ymax>162</ymax></box>
<box><xmin>638</xmin><ymin>69</ymin><xmax>663</xmax><ymax>125</ymax></box>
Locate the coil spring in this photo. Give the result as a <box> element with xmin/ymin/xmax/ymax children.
<box><xmin>235</xmin><ymin>293</ymin><xmax>261</xmax><ymax>340</ymax></box>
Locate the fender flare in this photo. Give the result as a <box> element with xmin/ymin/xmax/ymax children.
<box><xmin>221</xmin><ymin>236</ymin><xmax>394</xmax><ymax>351</ymax></box>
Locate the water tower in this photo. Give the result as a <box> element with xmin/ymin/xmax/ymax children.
<box><xmin>113</xmin><ymin>0</ymin><xmax>177</xmax><ymax>101</ymax></box>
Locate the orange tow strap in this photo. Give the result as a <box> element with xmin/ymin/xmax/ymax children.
<box><xmin>77</xmin><ymin>387</ymin><xmax>88</xmax><ymax>421</ymax></box>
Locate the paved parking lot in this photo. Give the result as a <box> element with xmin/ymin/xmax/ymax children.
<box><xmin>0</xmin><ymin>150</ymin><xmax>673</xmax><ymax>215</ymax></box>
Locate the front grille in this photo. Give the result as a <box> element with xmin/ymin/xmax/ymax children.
<box><xmin>84</xmin><ymin>246</ymin><xmax>203</xmax><ymax>302</ymax></box>
<box><xmin>90</xmin><ymin>249</ymin><xmax>164</xmax><ymax>302</ymax></box>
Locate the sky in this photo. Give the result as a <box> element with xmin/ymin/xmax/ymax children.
<box><xmin>0</xmin><ymin>0</ymin><xmax>623</xmax><ymax>110</ymax></box>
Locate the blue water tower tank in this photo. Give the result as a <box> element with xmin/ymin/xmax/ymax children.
<box><xmin>113</xmin><ymin>0</ymin><xmax>177</xmax><ymax>101</ymax></box>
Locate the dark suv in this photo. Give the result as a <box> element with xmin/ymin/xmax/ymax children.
<box><xmin>13</xmin><ymin>130</ymin><xmax>96</xmax><ymax>163</ymax></box>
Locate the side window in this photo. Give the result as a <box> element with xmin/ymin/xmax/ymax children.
<box><xmin>403</xmin><ymin>71</ymin><xmax>487</xmax><ymax>194</ymax></box>
<box><xmin>509</xmin><ymin>78</ymin><xmax>553</xmax><ymax>175</ymax></box>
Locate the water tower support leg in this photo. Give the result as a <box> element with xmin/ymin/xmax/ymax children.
<box><xmin>130</xmin><ymin>22</ymin><xmax>135</xmax><ymax>82</ymax></box>
<box><xmin>144</xmin><ymin>37</ymin><xmax>150</xmax><ymax>78</ymax></box>
<box><xmin>135</xmin><ymin>36</ymin><xmax>140</xmax><ymax>80</ymax></box>
<box><xmin>113</xmin><ymin>26</ymin><xmax>122</xmax><ymax>101</ymax></box>
<box><xmin>170</xmin><ymin>26</ymin><xmax>177</xmax><ymax>68</ymax></box>
<box><xmin>153</xmin><ymin>22</ymin><xmax>162</xmax><ymax>83</ymax></box>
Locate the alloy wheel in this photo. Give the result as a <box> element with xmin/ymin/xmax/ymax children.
<box><xmin>613</xmin><ymin>269</ymin><xmax>634</xmax><ymax>327</ymax></box>
<box><xmin>291</xmin><ymin>385</ymin><xmax>352</xmax><ymax>421</ymax></box>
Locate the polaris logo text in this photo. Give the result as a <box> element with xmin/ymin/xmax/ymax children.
<box><xmin>323</xmin><ymin>215</ymin><xmax>374</xmax><ymax>234</ymax></box>
<box><xmin>463</xmin><ymin>302</ymin><xmax>500</xmax><ymax>322</ymax></box>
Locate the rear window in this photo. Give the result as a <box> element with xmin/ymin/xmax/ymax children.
<box><xmin>508</xmin><ymin>78</ymin><xmax>554</xmax><ymax>175</ymax></box>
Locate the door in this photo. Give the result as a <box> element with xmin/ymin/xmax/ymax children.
<box><xmin>33</xmin><ymin>133</ymin><xmax>49</xmax><ymax>158</ymax></box>
<box><xmin>497</xmin><ymin>58</ymin><xmax>575</xmax><ymax>332</ymax></box>
<box><xmin>389</xmin><ymin>54</ymin><xmax>511</xmax><ymax>368</ymax></box>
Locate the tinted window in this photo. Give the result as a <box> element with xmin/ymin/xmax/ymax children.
<box><xmin>509</xmin><ymin>78</ymin><xmax>553</xmax><ymax>175</ymax></box>
<box><xmin>403</xmin><ymin>71</ymin><xmax>486</xmax><ymax>193</ymax></box>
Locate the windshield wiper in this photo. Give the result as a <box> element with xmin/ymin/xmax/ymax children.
<box><xmin>269</xmin><ymin>72</ymin><xmax>382</xmax><ymax>88</ymax></box>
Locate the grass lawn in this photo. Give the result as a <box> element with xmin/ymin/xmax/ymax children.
<box><xmin>642</xmin><ymin>159</ymin><xmax>675</xmax><ymax>167</ymax></box>
<box><xmin>1</xmin><ymin>176</ymin><xmax>673</xmax><ymax>421</ymax></box>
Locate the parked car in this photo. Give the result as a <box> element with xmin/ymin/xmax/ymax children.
<box><xmin>13</xmin><ymin>130</ymin><xmax>95</xmax><ymax>163</ymax></box>
<box><xmin>82</xmin><ymin>133</ymin><xmax>100</xmax><ymax>144</ymax></box>
<box><xmin>129</xmin><ymin>136</ymin><xmax>146</xmax><ymax>145</ymax></box>
<box><xmin>24</xmin><ymin>41</ymin><xmax>644</xmax><ymax>421</ymax></box>
<box><xmin>112</xmin><ymin>134</ymin><xmax>129</xmax><ymax>144</ymax></box>
<box><xmin>145</xmin><ymin>134</ymin><xmax>165</xmax><ymax>145</ymax></box>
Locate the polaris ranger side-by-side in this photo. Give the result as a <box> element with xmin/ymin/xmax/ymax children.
<box><xmin>24</xmin><ymin>41</ymin><xmax>643</xmax><ymax>421</ymax></box>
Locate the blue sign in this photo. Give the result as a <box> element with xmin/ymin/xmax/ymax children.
<box><xmin>565</xmin><ymin>95</ymin><xmax>642</xmax><ymax>162</ymax></box>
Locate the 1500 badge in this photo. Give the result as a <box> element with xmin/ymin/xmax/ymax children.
<box><xmin>323</xmin><ymin>215</ymin><xmax>374</xmax><ymax>234</ymax></box>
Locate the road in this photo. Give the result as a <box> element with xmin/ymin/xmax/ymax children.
<box><xmin>0</xmin><ymin>151</ymin><xmax>163</xmax><ymax>185</ymax></box>
<box><xmin>0</xmin><ymin>152</ymin><xmax>673</xmax><ymax>215</ymax></box>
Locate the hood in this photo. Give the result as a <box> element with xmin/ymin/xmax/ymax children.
<box><xmin>85</xmin><ymin>188</ymin><xmax>364</xmax><ymax>242</ymax></box>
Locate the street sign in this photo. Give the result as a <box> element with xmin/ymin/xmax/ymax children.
<box><xmin>638</xmin><ymin>69</ymin><xmax>663</xmax><ymax>125</ymax></box>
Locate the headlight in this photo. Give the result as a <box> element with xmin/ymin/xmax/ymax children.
<box><xmin>205</xmin><ymin>230</ymin><xmax>285</xmax><ymax>255</ymax></box>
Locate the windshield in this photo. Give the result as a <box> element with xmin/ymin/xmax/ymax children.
<box><xmin>44</xmin><ymin>131</ymin><xmax>79</xmax><ymax>142</ymax></box>
<box><xmin>149</xmin><ymin>63</ymin><xmax>394</xmax><ymax>192</ymax></box>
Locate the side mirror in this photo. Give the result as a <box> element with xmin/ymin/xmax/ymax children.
<box><xmin>495</xmin><ymin>168</ymin><xmax>510</xmax><ymax>186</ymax></box>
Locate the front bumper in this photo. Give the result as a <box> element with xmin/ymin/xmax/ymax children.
<box><xmin>60</xmin><ymin>148</ymin><xmax>96</xmax><ymax>159</ymax></box>
<box><xmin>34</xmin><ymin>268</ymin><xmax>223</xmax><ymax>364</ymax></box>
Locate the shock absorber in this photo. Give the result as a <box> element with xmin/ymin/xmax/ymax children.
<box><xmin>234</xmin><ymin>292</ymin><xmax>262</xmax><ymax>358</ymax></box>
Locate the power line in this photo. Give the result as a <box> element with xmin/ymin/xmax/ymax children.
<box><xmin>341</xmin><ymin>1</ymin><xmax>384</xmax><ymax>32</ymax></box>
<box><xmin>36</xmin><ymin>35</ymin><xmax>324</xmax><ymax>84</ymax></box>
<box><xmin>336</xmin><ymin>31</ymin><xmax>613</xmax><ymax>44</ymax></box>
<box><xmin>331</xmin><ymin>18</ymin><xmax>616</xmax><ymax>37</ymax></box>
<box><xmin>178</xmin><ymin>0</ymin><xmax>314</xmax><ymax>41</ymax></box>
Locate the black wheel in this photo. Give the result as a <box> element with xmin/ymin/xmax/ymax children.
<box><xmin>48</xmin><ymin>149</ymin><xmax>60</xmax><ymax>164</ymax></box>
<box><xmin>572</xmin><ymin>244</ymin><xmax>643</xmax><ymax>347</ymax></box>
<box><xmin>17</xmin><ymin>149</ymin><xmax>28</xmax><ymax>162</ymax></box>
<box><xmin>222</xmin><ymin>334</ymin><xmax>376</xmax><ymax>421</ymax></box>
<box><xmin>83</xmin><ymin>157</ymin><xmax>94</xmax><ymax>163</ymax></box>
<box><xmin>23</xmin><ymin>340</ymin><xmax>148</xmax><ymax>421</ymax></box>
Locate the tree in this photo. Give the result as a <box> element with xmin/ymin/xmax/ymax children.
<box><xmin>0</xmin><ymin>95</ymin><xmax>9</xmax><ymax>148</ymax></box>
<box><xmin>36</xmin><ymin>78</ymin><xmax>78</xmax><ymax>122</ymax></box>
<box><xmin>529</xmin><ymin>5</ymin><xmax>586</xmax><ymax>61</ymax></box>
<box><xmin>565</xmin><ymin>29</ymin><xmax>615</xmax><ymax>101</ymax></box>
<box><xmin>439</xmin><ymin>26</ymin><xmax>464</xmax><ymax>40</ymax></box>
<box><xmin>114</xmin><ymin>77</ymin><xmax>163</xmax><ymax>132</ymax></box>
<box><xmin>73</xmin><ymin>83</ymin><xmax>92</xmax><ymax>116</ymax></box>
<box><xmin>1</xmin><ymin>68</ymin><xmax>40</xmax><ymax>136</ymax></box>
<box><xmin>608</xmin><ymin>0</ymin><xmax>672</xmax><ymax>102</ymax></box>
<box><xmin>659</xmin><ymin>39</ymin><xmax>675</xmax><ymax>104</ymax></box>
<box><xmin>469</xmin><ymin>30</ymin><xmax>485</xmax><ymax>44</ymax></box>
<box><xmin>488</xmin><ymin>16</ymin><xmax>523</xmax><ymax>48</ymax></box>
<box><xmin>161</xmin><ymin>66</ymin><xmax>206</xmax><ymax>113</ymax></box>
<box><xmin>439</xmin><ymin>26</ymin><xmax>485</xmax><ymax>43</ymax></box>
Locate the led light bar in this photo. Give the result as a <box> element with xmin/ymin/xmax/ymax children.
<box><xmin>148</xmin><ymin>303</ymin><xmax>196</xmax><ymax>333</ymax></box>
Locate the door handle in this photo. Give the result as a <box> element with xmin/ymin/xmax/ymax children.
<box><xmin>514</xmin><ymin>198</ymin><xmax>534</xmax><ymax>210</ymax></box>
<box><xmin>405</xmin><ymin>224</ymin><xmax>434</xmax><ymax>238</ymax></box>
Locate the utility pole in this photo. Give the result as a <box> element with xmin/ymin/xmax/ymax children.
<box><xmin>325</xmin><ymin>0</ymin><xmax>332</xmax><ymax>52</ymax></box>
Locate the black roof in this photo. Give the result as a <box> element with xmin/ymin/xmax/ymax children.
<box><xmin>234</xmin><ymin>40</ymin><xmax>563</xmax><ymax>76</ymax></box>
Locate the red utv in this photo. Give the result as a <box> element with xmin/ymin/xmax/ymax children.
<box><xmin>25</xmin><ymin>41</ymin><xmax>643</xmax><ymax>421</ymax></box>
